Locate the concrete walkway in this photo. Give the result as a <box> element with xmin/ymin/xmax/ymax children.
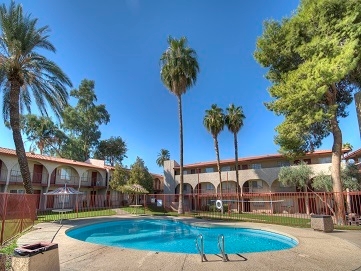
<box><xmin>17</xmin><ymin>215</ymin><xmax>361</xmax><ymax>271</ymax></box>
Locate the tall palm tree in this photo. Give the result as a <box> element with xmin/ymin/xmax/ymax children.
<box><xmin>156</xmin><ymin>149</ymin><xmax>170</xmax><ymax>167</ymax></box>
<box><xmin>225</xmin><ymin>104</ymin><xmax>245</xmax><ymax>212</ymax></box>
<box><xmin>160</xmin><ymin>36</ymin><xmax>199</xmax><ymax>214</ymax></box>
<box><xmin>0</xmin><ymin>2</ymin><xmax>72</xmax><ymax>193</ymax></box>
<box><xmin>203</xmin><ymin>104</ymin><xmax>225</xmax><ymax>204</ymax></box>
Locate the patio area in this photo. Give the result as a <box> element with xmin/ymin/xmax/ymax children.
<box><xmin>16</xmin><ymin>214</ymin><xmax>361</xmax><ymax>271</ymax></box>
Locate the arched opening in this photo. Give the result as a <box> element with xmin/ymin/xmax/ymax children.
<box><xmin>50</xmin><ymin>166</ymin><xmax>79</xmax><ymax>187</ymax></box>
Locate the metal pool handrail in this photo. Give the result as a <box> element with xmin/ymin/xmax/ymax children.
<box><xmin>195</xmin><ymin>234</ymin><xmax>206</xmax><ymax>262</ymax></box>
<box><xmin>217</xmin><ymin>234</ymin><xmax>228</xmax><ymax>262</ymax></box>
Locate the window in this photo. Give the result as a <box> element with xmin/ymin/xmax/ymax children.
<box><xmin>174</xmin><ymin>170</ymin><xmax>180</xmax><ymax>175</ymax></box>
<box><xmin>206</xmin><ymin>183</ymin><xmax>214</xmax><ymax>190</ymax></box>
<box><xmin>281</xmin><ymin>199</ymin><xmax>294</xmax><ymax>207</ymax></box>
<box><xmin>59</xmin><ymin>168</ymin><xmax>71</xmax><ymax>181</ymax></box>
<box><xmin>252</xmin><ymin>180</ymin><xmax>263</xmax><ymax>189</ymax></box>
<box><xmin>190</xmin><ymin>169</ymin><xmax>196</xmax><ymax>174</ymax></box>
<box><xmin>253</xmin><ymin>198</ymin><xmax>265</xmax><ymax>206</ymax></box>
<box><xmin>183</xmin><ymin>170</ymin><xmax>188</xmax><ymax>175</ymax></box>
<box><xmin>241</xmin><ymin>165</ymin><xmax>248</xmax><ymax>170</ymax></box>
<box><xmin>277</xmin><ymin>161</ymin><xmax>290</xmax><ymax>167</ymax></box>
<box><xmin>221</xmin><ymin>166</ymin><xmax>230</xmax><ymax>172</ymax></box>
<box><xmin>205</xmin><ymin>167</ymin><xmax>214</xmax><ymax>173</ymax></box>
<box><xmin>319</xmin><ymin>157</ymin><xmax>332</xmax><ymax>164</ymax></box>
<box><xmin>294</xmin><ymin>159</ymin><xmax>311</xmax><ymax>165</ymax></box>
<box><xmin>10</xmin><ymin>189</ymin><xmax>25</xmax><ymax>194</ymax></box>
<box><xmin>251</xmin><ymin>164</ymin><xmax>261</xmax><ymax>169</ymax></box>
<box><xmin>222</xmin><ymin>182</ymin><xmax>233</xmax><ymax>190</ymax></box>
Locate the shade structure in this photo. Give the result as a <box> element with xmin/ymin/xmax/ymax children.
<box><xmin>123</xmin><ymin>184</ymin><xmax>149</xmax><ymax>205</ymax></box>
<box><xmin>123</xmin><ymin>184</ymin><xmax>149</xmax><ymax>194</ymax></box>
<box><xmin>44</xmin><ymin>185</ymin><xmax>83</xmax><ymax>195</ymax></box>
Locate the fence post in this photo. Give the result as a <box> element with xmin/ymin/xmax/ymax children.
<box><xmin>163</xmin><ymin>194</ymin><xmax>166</xmax><ymax>214</ymax></box>
<box><xmin>0</xmin><ymin>193</ymin><xmax>9</xmax><ymax>245</ymax></box>
<box><xmin>143</xmin><ymin>194</ymin><xmax>146</xmax><ymax>214</ymax></box>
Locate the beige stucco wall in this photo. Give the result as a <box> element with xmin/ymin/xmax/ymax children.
<box><xmin>168</xmin><ymin>162</ymin><xmax>332</xmax><ymax>193</ymax></box>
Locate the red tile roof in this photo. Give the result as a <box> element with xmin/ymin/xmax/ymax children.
<box><xmin>176</xmin><ymin>150</ymin><xmax>335</xmax><ymax>169</ymax></box>
<box><xmin>0</xmin><ymin>147</ymin><xmax>105</xmax><ymax>170</ymax></box>
<box><xmin>343</xmin><ymin>148</ymin><xmax>361</xmax><ymax>160</ymax></box>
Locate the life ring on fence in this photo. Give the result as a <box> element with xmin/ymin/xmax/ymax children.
<box><xmin>215</xmin><ymin>200</ymin><xmax>223</xmax><ymax>210</ymax></box>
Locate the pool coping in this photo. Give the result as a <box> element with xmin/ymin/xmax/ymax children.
<box><xmin>17</xmin><ymin>214</ymin><xmax>361</xmax><ymax>271</ymax></box>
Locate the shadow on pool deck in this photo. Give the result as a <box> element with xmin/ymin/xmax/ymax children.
<box><xmin>17</xmin><ymin>215</ymin><xmax>361</xmax><ymax>271</ymax></box>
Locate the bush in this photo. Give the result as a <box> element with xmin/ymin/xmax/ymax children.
<box><xmin>209</xmin><ymin>204</ymin><xmax>228</xmax><ymax>212</ymax></box>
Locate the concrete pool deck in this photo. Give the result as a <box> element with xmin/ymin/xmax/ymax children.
<box><xmin>17</xmin><ymin>214</ymin><xmax>361</xmax><ymax>271</ymax></box>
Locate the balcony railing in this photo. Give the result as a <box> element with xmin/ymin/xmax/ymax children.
<box><xmin>81</xmin><ymin>176</ymin><xmax>105</xmax><ymax>187</ymax></box>
<box><xmin>53</xmin><ymin>174</ymin><xmax>79</xmax><ymax>186</ymax></box>
<box><xmin>9</xmin><ymin>170</ymin><xmax>48</xmax><ymax>185</ymax></box>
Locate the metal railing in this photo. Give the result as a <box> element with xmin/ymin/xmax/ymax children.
<box><xmin>2</xmin><ymin>191</ymin><xmax>361</xmax><ymax>245</ymax></box>
<box><xmin>195</xmin><ymin>234</ymin><xmax>206</xmax><ymax>262</ymax></box>
<box><xmin>217</xmin><ymin>234</ymin><xmax>228</xmax><ymax>262</ymax></box>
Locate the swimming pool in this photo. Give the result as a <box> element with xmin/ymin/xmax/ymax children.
<box><xmin>66</xmin><ymin>219</ymin><xmax>298</xmax><ymax>254</ymax></box>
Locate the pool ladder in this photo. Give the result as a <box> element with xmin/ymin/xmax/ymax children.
<box><xmin>195</xmin><ymin>234</ymin><xmax>206</xmax><ymax>262</ymax></box>
<box><xmin>217</xmin><ymin>234</ymin><xmax>229</xmax><ymax>262</ymax></box>
<box><xmin>195</xmin><ymin>234</ymin><xmax>229</xmax><ymax>262</ymax></box>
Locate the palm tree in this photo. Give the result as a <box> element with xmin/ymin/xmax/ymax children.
<box><xmin>225</xmin><ymin>104</ymin><xmax>245</xmax><ymax>212</ymax></box>
<box><xmin>203</xmin><ymin>104</ymin><xmax>225</xmax><ymax>205</ymax></box>
<box><xmin>160</xmin><ymin>36</ymin><xmax>199</xmax><ymax>214</ymax></box>
<box><xmin>22</xmin><ymin>114</ymin><xmax>67</xmax><ymax>156</ymax></box>
<box><xmin>0</xmin><ymin>2</ymin><xmax>72</xmax><ymax>193</ymax></box>
<box><xmin>156</xmin><ymin>149</ymin><xmax>170</xmax><ymax>167</ymax></box>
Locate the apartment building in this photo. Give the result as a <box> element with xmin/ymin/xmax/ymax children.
<box><xmin>164</xmin><ymin>150</ymin><xmax>341</xmax><ymax>195</ymax></box>
<box><xmin>163</xmin><ymin>150</ymin><xmax>355</xmax><ymax>213</ymax></box>
<box><xmin>0</xmin><ymin>147</ymin><xmax>163</xmax><ymax>209</ymax></box>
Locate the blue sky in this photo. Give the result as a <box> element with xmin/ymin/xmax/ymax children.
<box><xmin>1</xmin><ymin>0</ymin><xmax>360</xmax><ymax>174</ymax></box>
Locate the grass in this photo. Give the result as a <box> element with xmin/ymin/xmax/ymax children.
<box><xmin>0</xmin><ymin>238</ymin><xmax>19</xmax><ymax>270</ymax></box>
<box><xmin>36</xmin><ymin>209</ymin><xmax>116</xmax><ymax>222</ymax></box>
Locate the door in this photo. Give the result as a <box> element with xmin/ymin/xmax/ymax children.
<box><xmin>244</xmin><ymin>199</ymin><xmax>251</xmax><ymax>212</ymax></box>
<box><xmin>91</xmin><ymin>172</ymin><xmax>97</xmax><ymax>186</ymax></box>
<box><xmin>106</xmin><ymin>191</ymin><xmax>111</xmax><ymax>207</ymax></box>
<box><xmin>90</xmin><ymin>191</ymin><xmax>96</xmax><ymax>207</ymax></box>
<box><xmin>46</xmin><ymin>191</ymin><xmax>54</xmax><ymax>208</ymax></box>
<box><xmin>50</xmin><ymin>169</ymin><xmax>56</xmax><ymax>184</ymax></box>
<box><xmin>32</xmin><ymin>164</ymin><xmax>43</xmax><ymax>183</ymax></box>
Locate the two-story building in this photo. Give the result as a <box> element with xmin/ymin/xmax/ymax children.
<box><xmin>0</xmin><ymin>147</ymin><xmax>164</xmax><ymax>209</ymax></box>
<box><xmin>163</xmin><ymin>149</ymin><xmax>353</xmax><ymax>214</ymax></box>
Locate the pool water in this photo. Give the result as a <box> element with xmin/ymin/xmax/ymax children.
<box><xmin>66</xmin><ymin>219</ymin><xmax>298</xmax><ymax>254</ymax></box>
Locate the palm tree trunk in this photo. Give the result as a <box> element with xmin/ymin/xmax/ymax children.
<box><xmin>178</xmin><ymin>95</ymin><xmax>184</xmax><ymax>214</ymax></box>
<box><xmin>233</xmin><ymin>132</ymin><xmax>241</xmax><ymax>213</ymax></box>
<box><xmin>330</xmin><ymin>115</ymin><xmax>345</xmax><ymax>225</ymax></box>
<box><xmin>9</xmin><ymin>82</ymin><xmax>33</xmax><ymax>194</ymax></box>
<box><xmin>214</xmin><ymin>136</ymin><xmax>223</xmax><ymax>214</ymax></box>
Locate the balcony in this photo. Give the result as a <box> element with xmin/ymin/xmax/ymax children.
<box><xmin>9</xmin><ymin>170</ymin><xmax>48</xmax><ymax>186</ymax></box>
<box><xmin>81</xmin><ymin>176</ymin><xmax>105</xmax><ymax>188</ymax></box>
<box><xmin>52</xmin><ymin>174</ymin><xmax>79</xmax><ymax>187</ymax></box>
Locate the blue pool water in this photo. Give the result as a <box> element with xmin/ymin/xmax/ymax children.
<box><xmin>66</xmin><ymin>219</ymin><xmax>298</xmax><ymax>254</ymax></box>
